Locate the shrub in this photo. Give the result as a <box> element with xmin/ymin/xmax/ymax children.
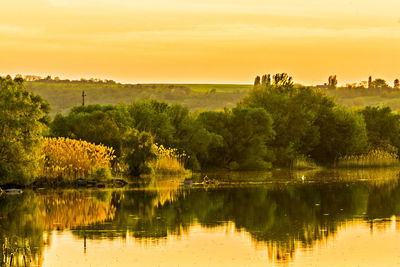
<box><xmin>39</xmin><ymin>137</ymin><xmax>115</xmax><ymax>179</ymax></box>
<box><xmin>151</xmin><ymin>144</ymin><xmax>186</xmax><ymax>175</ymax></box>
<box><xmin>91</xmin><ymin>166</ymin><xmax>113</xmax><ymax>180</ymax></box>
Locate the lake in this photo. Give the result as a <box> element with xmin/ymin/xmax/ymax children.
<box><xmin>2</xmin><ymin>168</ymin><xmax>400</xmax><ymax>266</ymax></box>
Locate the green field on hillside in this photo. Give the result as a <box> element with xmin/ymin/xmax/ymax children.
<box><xmin>26</xmin><ymin>81</ymin><xmax>400</xmax><ymax>117</ymax></box>
<box><xmin>144</xmin><ymin>83</ymin><xmax>252</xmax><ymax>93</ymax></box>
<box><xmin>26</xmin><ymin>81</ymin><xmax>249</xmax><ymax>116</ymax></box>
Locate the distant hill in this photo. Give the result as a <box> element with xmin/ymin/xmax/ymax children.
<box><xmin>26</xmin><ymin>81</ymin><xmax>251</xmax><ymax>116</ymax></box>
<box><xmin>26</xmin><ymin>80</ymin><xmax>400</xmax><ymax>117</ymax></box>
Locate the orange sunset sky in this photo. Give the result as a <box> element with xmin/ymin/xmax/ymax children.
<box><xmin>1</xmin><ymin>0</ymin><xmax>400</xmax><ymax>85</ymax></box>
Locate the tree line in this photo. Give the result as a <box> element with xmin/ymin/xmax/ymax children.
<box><xmin>2</xmin><ymin>74</ymin><xmax>400</xmax><ymax>185</ymax></box>
<box><xmin>23</xmin><ymin>74</ymin><xmax>118</xmax><ymax>84</ymax></box>
<box><xmin>318</xmin><ymin>74</ymin><xmax>400</xmax><ymax>90</ymax></box>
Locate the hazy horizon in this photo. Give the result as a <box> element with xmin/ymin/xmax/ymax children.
<box><xmin>3</xmin><ymin>72</ymin><xmax>398</xmax><ymax>87</ymax></box>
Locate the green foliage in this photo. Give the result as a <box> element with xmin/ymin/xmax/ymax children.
<box><xmin>242</xmin><ymin>73</ymin><xmax>370</xmax><ymax>166</ymax></box>
<box><xmin>370</xmin><ymin>78</ymin><xmax>389</xmax><ymax>89</ymax></box>
<box><xmin>91</xmin><ymin>166</ymin><xmax>113</xmax><ymax>180</ymax></box>
<box><xmin>50</xmin><ymin>101</ymin><xmax>205</xmax><ymax>174</ymax></box>
<box><xmin>310</xmin><ymin>107</ymin><xmax>369</xmax><ymax>165</ymax></box>
<box><xmin>197</xmin><ymin>107</ymin><xmax>275</xmax><ymax>170</ymax></box>
<box><xmin>359</xmin><ymin>106</ymin><xmax>400</xmax><ymax>153</ymax></box>
<box><xmin>127</xmin><ymin>100</ymin><xmax>175</xmax><ymax>146</ymax></box>
<box><xmin>242</xmin><ymin>74</ymin><xmax>336</xmax><ymax>166</ymax></box>
<box><xmin>50</xmin><ymin>104</ymin><xmax>130</xmax><ymax>159</ymax></box>
<box><xmin>0</xmin><ymin>76</ymin><xmax>49</xmax><ymax>184</ymax></box>
<box><xmin>122</xmin><ymin>130</ymin><xmax>157</xmax><ymax>176</ymax></box>
<box><xmin>44</xmin><ymin>74</ymin><xmax>400</xmax><ymax>171</ymax></box>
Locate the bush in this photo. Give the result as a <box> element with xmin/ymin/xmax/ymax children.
<box><xmin>151</xmin><ymin>144</ymin><xmax>186</xmax><ymax>175</ymax></box>
<box><xmin>122</xmin><ymin>130</ymin><xmax>157</xmax><ymax>176</ymax></box>
<box><xmin>39</xmin><ymin>137</ymin><xmax>115</xmax><ymax>180</ymax></box>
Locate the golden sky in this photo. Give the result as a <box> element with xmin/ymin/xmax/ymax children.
<box><xmin>1</xmin><ymin>0</ymin><xmax>400</xmax><ymax>85</ymax></box>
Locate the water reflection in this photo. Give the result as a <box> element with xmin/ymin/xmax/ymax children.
<box><xmin>1</xmin><ymin>169</ymin><xmax>400</xmax><ymax>266</ymax></box>
<box><xmin>0</xmin><ymin>190</ymin><xmax>116</xmax><ymax>266</ymax></box>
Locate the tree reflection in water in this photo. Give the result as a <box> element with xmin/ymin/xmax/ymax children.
<box><xmin>1</xmin><ymin>169</ymin><xmax>400</xmax><ymax>265</ymax></box>
<box><xmin>0</xmin><ymin>190</ymin><xmax>115</xmax><ymax>266</ymax></box>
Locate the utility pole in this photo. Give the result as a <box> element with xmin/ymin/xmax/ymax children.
<box><xmin>82</xmin><ymin>91</ymin><xmax>86</xmax><ymax>106</ymax></box>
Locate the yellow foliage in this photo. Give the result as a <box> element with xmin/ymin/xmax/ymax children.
<box><xmin>38</xmin><ymin>137</ymin><xmax>115</xmax><ymax>179</ymax></box>
<box><xmin>151</xmin><ymin>144</ymin><xmax>186</xmax><ymax>175</ymax></box>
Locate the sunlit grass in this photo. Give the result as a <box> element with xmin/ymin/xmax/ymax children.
<box><xmin>292</xmin><ymin>156</ymin><xmax>318</xmax><ymax>170</ymax></box>
<box><xmin>338</xmin><ymin>149</ymin><xmax>399</xmax><ymax>168</ymax></box>
<box><xmin>151</xmin><ymin>144</ymin><xmax>187</xmax><ymax>175</ymax></box>
<box><xmin>38</xmin><ymin>137</ymin><xmax>115</xmax><ymax>179</ymax></box>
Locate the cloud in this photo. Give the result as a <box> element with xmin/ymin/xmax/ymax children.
<box><xmin>0</xmin><ymin>25</ymin><xmax>41</xmax><ymax>37</ymax></box>
<box><xmin>47</xmin><ymin>0</ymin><xmax>69</xmax><ymax>7</ymax></box>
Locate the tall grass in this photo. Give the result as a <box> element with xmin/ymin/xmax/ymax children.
<box><xmin>151</xmin><ymin>144</ymin><xmax>187</xmax><ymax>175</ymax></box>
<box><xmin>38</xmin><ymin>137</ymin><xmax>115</xmax><ymax>179</ymax></box>
<box><xmin>292</xmin><ymin>156</ymin><xmax>318</xmax><ymax>170</ymax></box>
<box><xmin>338</xmin><ymin>149</ymin><xmax>399</xmax><ymax>168</ymax></box>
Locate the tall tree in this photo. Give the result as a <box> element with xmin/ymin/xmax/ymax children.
<box><xmin>197</xmin><ymin>107</ymin><xmax>274</xmax><ymax>170</ymax></box>
<box><xmin>0</xmin><ymin>76</ymin><xmax>49</xmax><ymax>184</ymax></box>
<box><xmin>242</xmin><ymin>74</ymin><xmax>336</xmax><ymax>166</ymax></box>
<box><xmin>359</xmin><ymin>106</ymin><xmax>400</xmax><ymax>153</ymax></box>
<box><xmin>328</xmin><ymin>75</ymin><xmax>338</xmax><ymax>89</ymax></box>
<box><xmin>370</xmin><ymin>78</ymin><xmax>388</xmax><ymax>89</ymax></box>
<box><xmin>310</xmin><ymin>107</ymin><xmax>368</xmax><ymax>165</ymax></box>
<box><xmin>394</xmin><ymin>79</ymin><xmax>400</xmax><ymax>89</ymax></box>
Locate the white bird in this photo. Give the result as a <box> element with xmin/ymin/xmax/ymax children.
<box><xmin>301</xmin><ymin>175</ymin><xmax>305</xmax><ymax>181</ymax></box>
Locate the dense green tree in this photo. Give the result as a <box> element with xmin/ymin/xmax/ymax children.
<box><xmin>50</xmin><ymin>101</ymin><xmax>212</xmax><ymax>172</ymax></box>
<box><xmin>122</xmin><ymin>130</ymin><xmax>157</xmax><ymax>176</ymax></box>
<box><xmin>310</xmin><ymin>107</ymin><xmax>368</xmax><ymax>165</ymax></box>
<box><xmin>241</xmin><ymin>74</ymin><xmax>336</xmax><ymax>166</ymax></box>
<box><xmin>0</xmin><ymin>76</ymin><xmax>49</xmax><ymax>184</ymax></box>
<box><xmin>51</xmin><ymin>104</ymin><xmax>165</xmax><ymax>176</ymax></box>
<box><xmin>127</xmin><ymin>100</ymin><xmax>175</xmax><ymax>147</ymax></box>
<box><xmin>370</xmin><ymin>78</ymin><xmax>388</xmax><ymax>89</ymax></box>
<box><xmin>197</xmin><ymin>107</ymin><xmax>275</xmax><ymax>170</ymax></box>
<box><xmin>165</xmin><ymin>106</ymin><xmax>218</xmax><ymax>170</ymax></box>
<box><xmin>50</xmin><ymin>104</ymin><xmax>131</xmax><ymax>159</ymax></box>
<box><xmin>359</xmin><ymin>106</ymin><xmax>400</xmax><ymax>153</ymax></box>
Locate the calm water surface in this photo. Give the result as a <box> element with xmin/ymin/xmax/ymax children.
<box><xmin>3</xmin><ymin>169</ymin><xmax>400</xmax><ymax>266</ymax></box>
